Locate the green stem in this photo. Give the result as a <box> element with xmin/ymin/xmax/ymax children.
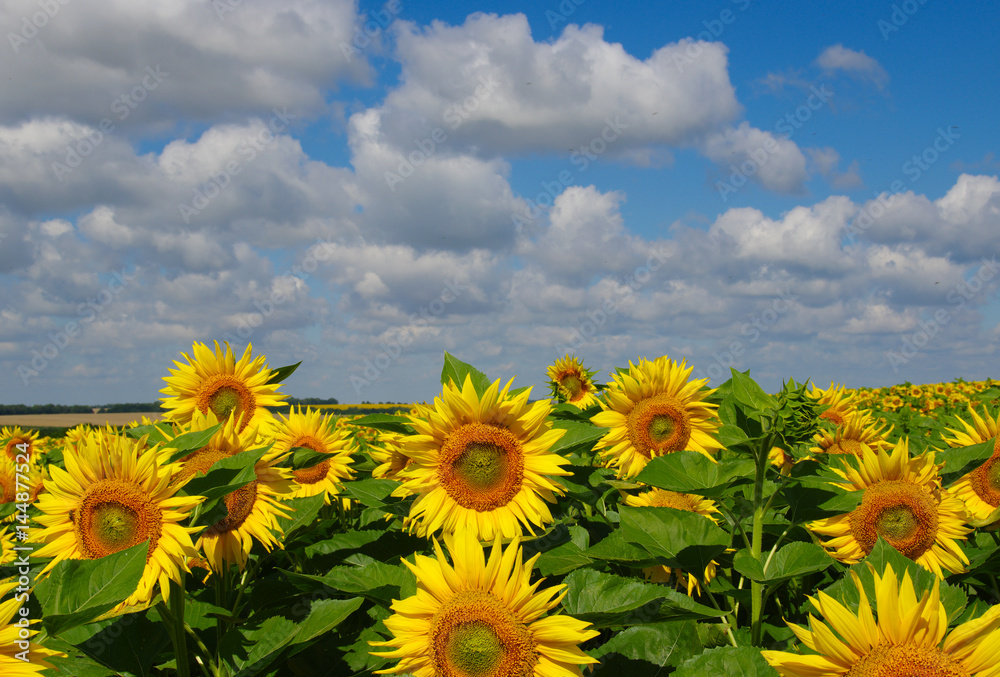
<box><xmin>718</xmin><ymin>503</ymin><xmax>752</xmax><ymax>552</ymax></box>
<box><xmin>750</xmin><ymin>433</ymin><xmax>774</xmax><ymax>647</ymax></box>
<box><xmin>231</xmin><ymin>555</ymin><xmax>263</xmax><ymax>621</ymax></box>
<box><xmin>762</xmin><ymin>525</ymin><xmax>793</xmax><ymax>576</ymax></box>
<box><xmin>159</xmin><ymin>578</ymin><xmax>191</xmax><ymax>677</ymax></box>
<box><xmin>703</xmin><ymin>588</ymin><xmax>739</xmax><ymax>648</ymax></box>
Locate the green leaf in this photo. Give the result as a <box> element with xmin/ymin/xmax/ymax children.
<box><xmin>585</xmin><ymin>528</ymin><xmax>659</xmax><ymax>564</ymax></box>
<box><xmin>182</xmin><ymin>446</ymin><xmax>268</xmax><ymax>503</ymax></box>
<box><xmin>57</xmin><ymin>611</ymin><xmax>171</xmax><ymax>677</ymax></box>
<box><xmin>674</xmin><ymin>646</ymin><xmax>779</xmax><ymax>676</ymax></box>
<box><xmin>535</xmin><ymin>542</ymin><xmax>593</xmax><ymax>576</ymax></box>
<box><xmin>43</xmin><ymin>637</ymin><xmax>121</xmax><ymax>677</ymax></box>
<box><xmin>282</xmin><ymin>554</ymin><xmax>415</xmax><ymax>603</ymax></box>
<box><xmin>342</xmin><ymin>478</ymin><xmax>402</xmax><ymax>508</ymax></box>
<box><xmin>345</xmin><ymin>413</ymin><xmax>413</xmax><ymax>435</ymax></box>
<box><xmin>561</xmin><ymin>569</ymin><xmax>727</xmax><ymax>627</ymax></box>
<box><xmin>274</xmin><ymin>493</ymin><xmax>327</xmax><ymax>539</ymax></box>
<box><xmin>549</xmin><ymin>420</ymin><xmax>606</xmax><ymax>456</ymax></box>
<box><xmin>304</xmin><ymin>530</ymin><xmax>386</xmax><ymax>558</ymax></box>
<box><xmin>732</xmin><ymin>549</ymin><xmax>765</xmax><ymax>582</ymax></box>
<box><xmin>938</xmin><ymin>439</ymin><xmax>995</xmax><ymax>484</ymax></box>
<box><xmin>219</xmin><ymin>614</ymin><xmax>299</xmax><ymax>675</ymax></box>
<box><xmin>36</xmin><ymin>542</ymin><xmax>148</xmax><ymax>635</ymax></box>
<box><xmin>288</xmin><ymin>597</ymin><xmax>364</xmax><ymax>648</ymax></box>
<box><xmin>619</xmin><ymin>505</ymin><xmax>729</xmax><ymax>573</ymax></box>
<box><xmin>287</xmin><ymin>445</ymin><xmax>331</xmax><ymax>470</ymax></box>
<box><xmin>733</xmin><ymin>543</ymin><xmax>834</xmax><ymax>582</ymax></box>
<box><xmin>163</xmin><ymin>424</ymin><xmax>222</xmax><ymax>463</ymax></box>
<box><xmin>591</xmin><ymin>621</ymin><xmax>702</xmax><ymax>671</ymax></box>
<box><xmin>266</xmin><ymin>361</ymin><xmax>302</xmax><ymax>385</ymax></box>
<box><xmin>632</xmin><ymin>452</ymin><xmax>755</xmax><ymax>497</ymax></box>
<box><xmin>729</xmin><ymin>369</ymin><xmax>778</xmax><ymax>415</ymax></box>
<box><xmin>441</xmin><ymin>352</ymin><xmax>492</xmax><ymax>394</ymax></box>
<box><xmin>123</xmin><ymin>423</ymin><xmax>171</xmax><ymax>444</ymax></box>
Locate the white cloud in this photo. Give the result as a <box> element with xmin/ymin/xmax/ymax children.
<box><xmin>816</xmin><ymin>45</ymin><xmax>889</xmax><ymax>90</ymax></box>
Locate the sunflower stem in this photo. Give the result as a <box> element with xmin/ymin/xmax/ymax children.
<box><xmin>703</xmin><ymin>588</ymin><xmax>739</xmax><ymax>647</ymax></box>
<box><xmin>750</xmin><ymin>432</ymin><xmax>775</xmax><ymax>647</ymax></box>
<box><xmin>161</xmin><ymin>577</ymin><xmax>191</xmax><ymax>677</ymax></box>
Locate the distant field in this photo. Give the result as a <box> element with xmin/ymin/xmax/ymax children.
<box><xmin>0</xmin><ymin>412</ymin><xmax>165</xmax><ymax>427</ymax></box>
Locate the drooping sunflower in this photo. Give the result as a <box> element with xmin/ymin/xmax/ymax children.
<box><xmin>370</xmin><ymin>431</ymin><xmax>412</xmax><ymax>484</ymax></box>
<box><xmin>546</xmin><ymin>355</ymin><xmax>600</xmax><ymax>409</ymax></box>
<box><xmin>33</xmin><ymin>433</ymin><xmax>203</xmax><ymax>606</ymax></box>
<box><xmin>0</xmin><ymin>578</ymin><xmax>66</xmax><ymax>676</ymax></box>
<box><xmin>272</xmin><ymin>407</ymin><xmax>355</xmax><ymax>505</ymax></box>
<box><xmin>160</xmin><ymin>340</ymin><xmax>287</xmax><ymax>434</ymax></box>
<box><xmin>808</xmin><ymin>382</ymin><xmax>860</xmax><ymax>426</ymax></box>
<box><xmin>1</xmin><ymin>426</ymin><xmax>38</xmax><ymax>462</ymax></box>
<box><xmin>591</xmin><ymin>356</ymin><xmax>722</xmax><ymax>479</ymax></box>
<box><xmin>762</xmin><ymin>562</ymin><xmax>1000</xmax><ymax>676</ymax></box>
<box><xmin>396</xmin><ymin>375</ymin><xmax>570</xmax><ymax>541</ymax></box>
<box><xmin>625</xmin><ymin>488</ymin><xmax>721</xmax><ymax>595</ymax></box>
<box><xmin>369</xmin><ymin>530</ymin><xmax>599</xmax><ymax>677</ymax></box>
<box><xmin>941</xmin><ymin>405</ymin><xmax>1000</xmax><ymax>523</ymax></box>
<box><xmin>810</xmin><ymin>410</ymin><xmax>894</xmax><ymax>459</ymax></box>
<box><xmin>808</xmin><ymin>439</ymin><xmax>971</xmax><ymax>578</ymax></box>
<box><xmin>0</xmin><ymin>456</ymin><xmax>44</xmax><ymax>505</ymax></box>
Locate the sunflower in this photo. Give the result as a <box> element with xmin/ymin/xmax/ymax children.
<box><xmin>33</xmin><ymin>433</ymin><xmax>203</xmax><ymax>606</ymax></box>
<box><xmin>272</xmin><ymin>407</ymin><xmax>355</xmax><ymax>505</ymax></box>
<box><xmin>160</xmin><ymin>340</ymin><xmax>286</xmax><ymax>434</ymax></box>
<box><xmin>625</xmin><ymin>488</ymin><xmax>721</xmax><ymax>595</ymax></box>
<box><xmin>941</xmin><ymin>405</ymin><xmax>1000</xmax><ymax>523</ymax></box>
<box><xmin>763</xmin><ymin>562</ymin><xmax>1000</xmax><ymax>676</ymax></box>
<box><xmin>808</xmin><ymin>383</ymin><xmax>860</xmax><ymax>426</ymax></box>
<box><xmin>546</xmin><ymin>355</ymin><xmax>600</xmax><ymax>409</ymax></box>
<box><xmin>370</xmin><ymin>431</ymin><xmax>412</xmax><ymax>484</ymax></box>
<box><xmin>369</xmin><ymin>530</ymin><xmax>599</xmax><ymax>677</ymax></box>
<box><xmin>1</xmin><ymin>427</ymin><xmax>38</xmax><ymax>463</ymax></box>
<box><xmin>591</xmin><ymin>356</ymin><xmax>722</xmax><ymax>479</ymax></box>
<box><xmin>396</xmin><ymin>375</ymin><xmax>570</xmax><ymax>541</ymax></box>
<box><xmin>810</xmin><ymin>410</ymin><xmax>894</xmax><ymax>459</ymax></box>
<box><xmin>187</xmin><ymin>414</ymin><xmax>296</xmax><ymax>572</ymax></box>
<box><xmin>808</xmin><ymin>440</ymin><xmax>971</xmax><ymax>578</ymax></box>
<box><xmin>0</xmin><ymin>578</ymin><xmax>66</xmax><ymax>676</ymax></box>
<box><xmin>0</xmin><ymin>527</ymin><xmax>14</xmax><ymax>565</ymax></box>
<box><xmin>0</xmin><ymin>456</ymin><xmax>44</xmax><ymax>505</ymax></box>
<box><xmin>769</xmin><ymin>446</ymin><xmax>794</xmax><ymax>475</ymax></box>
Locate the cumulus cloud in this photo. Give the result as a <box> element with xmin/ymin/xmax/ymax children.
<box><xmin>816</xmin><ymin>45</ymin><xmax>890</xmax><ymax>90</ymax></box>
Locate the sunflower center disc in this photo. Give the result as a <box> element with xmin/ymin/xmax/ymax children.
<box><xmin>77</xmin><ymin>480</ymin><xmax>162</xmax><ymax>560</ymax></box>
<box><xmin>830</xmin><ymin>439</ymin><xmax>865</xmax><ymax>456</ymax></box>
<box><xmin>627</xmin><ymin>394</ymin><xmax>692</xmax><ymax>459</ymax></box>
<box><xmin>209</xmin><ymin>386</ymin><xmax>243</xmax><ymax>420</ymax></box>
<box><xmin>970</xmin><ymin>457</ymin><xmax>1000</xmax><ymax>507</ymax></box>
<box><xmin>560</xmin><ymin>374</ymin><xmax>583</xmax><ymax>399</ymax></box>
<box><xmin>293</xmin><ymin>460</ymin><xmax>331</xmax><ymax>485</ymax></box>
<box><xmin>447</xmin><ymin>621</ymin><xmax>505</xmax><ymax>676</ymax></box>
<box><xmin>430</xmin><ymin>590</ymin><xmax>536</xmax><ymax>677</ymax></box>
<box><xmin>440</xmin><ymin>423</ymin><xmax>524</xmax><ymax>512</ymax></box>
<box><xmin>219</xmin><ymin>482</ymin><xmax>258</xmax><ymax>532</ymax></box>
<box><xmin>646</xmin><ymin>489</ymin><xmax>696</xmax><ymax>511</ymax></box>
<box><xmin>844</xmin><ymin>642</ymin><xmax>970</xmax><ymax>677</ymax></box>
<box><xmin>849</xmin><ymin>481</ymin><xmax>939</xmax><ymax>560</ymax></box>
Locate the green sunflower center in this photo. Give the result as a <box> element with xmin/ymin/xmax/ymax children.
<box><xmin>94</xmin><ymin>503</ymin><xmax>139</xmax><ymax>549</ymax></box>
<box><xmin>209</xmin><ymin>387</ymin><xmax>242</xmax><ymax>419</ymax></box>
<box><xmin>455</xmin><ymin>443</ymin><xmax>509</xmax><ymax>491</ymax></box>
<box><xmin>875</xmin><ymin>505</ymin><xmax>918</xmax><ymax>542</ymax></box>
<box><xmin>649</xmin><ymin>415</ymin><xmax>676</xmax><ymax>444</ymax></box>
<box><xmin>559</xmin><ymin>374</ymin><xmax>583</xmax><ymax>399</ymax></box>
<box><xmin>844</xmin><ymin>641</ymin><xmax>970</xmax><ymax>676</ymax></box>
<box><xmin>446</xmin><ymin>621</ymin><xmax>505</xmax><ymax>676</ymax></box>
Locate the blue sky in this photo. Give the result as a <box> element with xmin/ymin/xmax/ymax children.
<box><xmin>1</xmin><ymin>0</ymin><xmax>998</xmax><ymax>405</ymax></box>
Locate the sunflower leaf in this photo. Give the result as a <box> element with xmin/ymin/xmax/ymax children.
<box><xmin>729</xmin><ymin>369</ymin><xmax>778</xmax><ymax>417</ymax></box>
<box><xmin>586</xmin><ymin>528</ymin><xmax>660</xmax><ymax>564</ymax></box>
<box><xmin>673</xmin><ymin>646</ymin><xmax>779</xmax><ymax>676</ymax></box>
<box><xmin>735</xmin><ymin>542</ymin><xmax>835</xmax><ymax>582</ymax></box>
<box><xmin>550</xmin><ymin>420</ymin><xmax>606</xmax><ymax>456</ymax></box>
<box><xmin>441</xmin><ymin>352</ymin><xmax>492</xmax><ymax>395</ymax></box>
<box><xmin>287</xmin><ymin>445</ymin><xmax>330</xmax><ymax>470</ymax></box>
<box><xmin>266</xmin><ymin>361</ymin><xmax>302</xmax><ymax>385</ymax></box>
<box><xmin>124</xmin><ymin>423</ymin><xmax>171</xmax><ymax>444</ymax></box>
<box><xmin>274</xmin><ymin>493</ymin><xmax>328</xmax><ymax>540</ymax></box>
<box><xmin>163</xmin><ymin>423</ymin><xmax>222</xmax><ymax>463</ymax></box>
<box><xmin>342</xmin><ymin>479</ymin><xmax>402</xmax><ymax>508</ymax></box>
<box><xmin>344</xmin><ymin>413</ymin><xmax>413</xmax><ymax>435</ymax></box>
<box><xmin>590</xmin><ymin>620</ymin><xmax>702</xmax><ymax>670</ymax></box>
<box><xmin>937</xmin><ymin>439</ymin><xmax>995</xmax><ymax>484</ymax></box>
<box><xmin>36</xmin><ymin>542</ymin><xmax>149</xmax><ymax>636</ymax></box>
<box><xmin>56</xmin><ymin>610</ymin><xmax>172</xmax><ymax>677</ymax></box>
<box><xmin>536</xmin><ymin>542</ymin><xmax>593</xmax><ymax>576</ymax></box>
<box><xmin>619</xmin><ymin>506</ymin><xmax>729</xmax><ymax>573</ymax></box>
<box><xmin>631</xmin><ymin>451</ymin><xmax>755</xmax><ymax>497</ymax></box>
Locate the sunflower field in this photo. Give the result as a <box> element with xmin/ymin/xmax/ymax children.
<box><xmin>3</xmin><ymin>341</ymin><xmax>1000</xmax><ymax>677</ymax></box>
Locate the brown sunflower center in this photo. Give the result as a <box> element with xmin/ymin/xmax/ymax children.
<box><xmin>645</xmin><ymin>490</ymin><xmax>698</xmax><ymax>511</ymax></box>
<box><xmin>293</xmin><ymin>460</ymin><xmax>331</xmax><ymax>485</ymax></box>
<box><xmin>4</xmin><ymin>437</ymin><xmax>31</xmax><ymax>460</ymax></box>
<box><xmin>969</xmin><ymin>456</ymin><xmax>1000</xmax><ymax>507</ymax></box>
<box><xmin>829</xmin><ymin>438</ymin><xmax>866</xmax><ymax>456</ymax></box>
<box><xmin>76</xmin><ymin>479</ymin><xmax>163</xmax><ymax>560</ymax></box>
<box><xmin>217</xmin><ymin>482</ymin><xmax>258</xmax><ymax>532</ymax></box>
<box><xmin>820</xmin><ymin>409</ymin><xmax>845</xmax><ymax>426</ymax></box>
<box><xmin>849</xmin><ymin>481</ymin><xmax>938</xmax><ymax>560</ymax></box>
<box><xmin>439</xmin><ymin>423</ymin><xmax>524</xmax><ymax>512</ymax></box>
<box><xmin>177</xmin><ymin>447</ymin><xmax>234</xmax><ymax>483</ymax></box>
<box><xmin>845</xmin><ymin>642</ymin><xmax>970</xmax><ymax>676</ymax></box>
<box><xmin>197</xmin><ymin>376</ymin><xmax>256</xmax><ymax>428</ymax></box>
<box><xmin>431</xmin><ymin>589</ymin><xmax>537</xmax><ymax>677</ymax></box>
<box><xmin>627</xmin><ymin>394</ymin><xmax>692</xmax><ymax>459</ymax></box>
